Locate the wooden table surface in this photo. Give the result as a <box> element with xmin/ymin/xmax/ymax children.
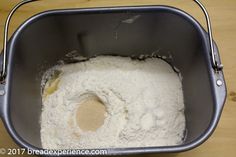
<box><xmin>0</xmin><ymin>0</ymin><xmax>236</xmax><ymax>157</ymax></box>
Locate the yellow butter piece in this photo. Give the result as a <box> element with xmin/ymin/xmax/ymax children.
<box><xmin>43</xmin><ymin>70</ymin><xmax>62</xmax><ymax>98</ymax></box>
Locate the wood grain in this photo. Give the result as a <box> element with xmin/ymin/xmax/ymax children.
<box><xmin>1</xmin><ymin>0</ymin><xmax>236</xmax><ymax>157</ymax></box>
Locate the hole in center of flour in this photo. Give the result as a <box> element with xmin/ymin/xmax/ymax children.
<box><xmin>76</xmin><ymin>95</ymin><xmax>107</xmax><ymax>132</ymax></box>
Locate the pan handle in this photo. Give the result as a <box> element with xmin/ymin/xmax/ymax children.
<box><xmin>1</xmin><ymin>0</ymin><xmax>38</xmax><ymax>82</ymax></box>
<box><xmin>193</xmin><ymin>0</ymin><xmax>223</xmax><ymax>71</ymax></box>
<box><xmin>0</xmin><ymin>0</ymin><xmax>223</xmax><ymax>82</ymax></box>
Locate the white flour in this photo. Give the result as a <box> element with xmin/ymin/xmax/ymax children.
<box><xmin>41</xmin><ymin>56</ymin><xmax>185</xmax><ymax>149</ymax></box>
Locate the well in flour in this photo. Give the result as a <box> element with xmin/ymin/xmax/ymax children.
<box><xmin>76</xmin><ymin>94</ymin><xmax>107</xmax><ymax>132</ymax></box>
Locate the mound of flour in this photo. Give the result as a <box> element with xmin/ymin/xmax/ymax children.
<box><xmin>40</xmin><ymin>56</ymin><xmax>185</xmax><ymax>149</ymax></box>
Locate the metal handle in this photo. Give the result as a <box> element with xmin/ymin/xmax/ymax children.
<box><xmin>0</xmin><ymin>0</ymin><xmax>223</xmax><ymax>81</ymax></box>
<box><xmin>194</xmin><ymin>0</ymin><xmax>223</xmax><ymax>71</ymax></box>
<box><xmin>1</xmin><ymin>0</ymin><xmax>38</xmax><ymax>82</ymax></box>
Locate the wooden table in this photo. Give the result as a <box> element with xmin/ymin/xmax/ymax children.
<box><xmin>0</xmin><ymin>0</ymin><xmax>236</xmax><ymax>156</ymax></box>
